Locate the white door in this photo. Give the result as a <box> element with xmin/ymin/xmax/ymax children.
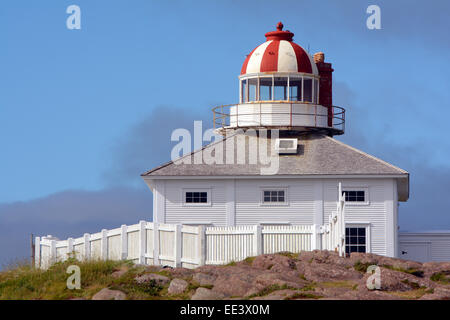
<box><xmin>399</xmin><ymin>242</ymin><xmax>431</xmax><ymax>262</ymax></box>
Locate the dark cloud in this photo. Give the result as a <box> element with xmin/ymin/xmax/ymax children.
<box><xmin>0</xmin><ymin>105</ymin><xmax>210</xmax><ymax>267</ymax></box>
<box><xmin>0</xmin><ymin>187</ymin><xmax>152</xmax><ymax>267</ymax></box>
<box><xmin>102</xmin><ymin>105</ymin><xmax>210</xmax><ymax>187</ymax></box>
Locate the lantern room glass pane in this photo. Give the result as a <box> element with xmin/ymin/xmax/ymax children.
<box><xmin>248</xmin><ymin>78</ymin><xmax>258</xmax><ymax>102</ymax></box>
<box><xmin>274</xmin><ymin>77</ymin><xmax>288</xmax><ymax>100</ymax></box>
<box><xmin>303</xmin><ymin>78</ymin><xmax>313</xmax><ymax>102</ymax></box>
<box><xmin>259</xmin><ymin>77</ymin><xmax>273</xmax><ymax>101</ymax></box>
<box><xmin>314</xmin><ymin>79</ymin><xmax>319</xmax><ymax>104</ymax></box>
<box><xmin>241</xmin><ymin>79</ymin><xmax>247</xmax><ymax>103</ymax></box>
<box><xmin>289</xmin><ymin>78</ymin><xmax>302</xmax><ymax>101</ymax></box>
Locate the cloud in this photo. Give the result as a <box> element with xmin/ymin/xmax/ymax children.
<box><xmin>0</xmin><ymin>105</ymin><xmax>211</xmax><ymax>267</ymax></box>
<box><xmin>0</xmin><ymin>187</ymin><xmax>152</xmax><ymax>267</ymax></box>
<box><xmin>102</xmin><ymin>105</ymin><xmax>210</xmax><ymax>187</ymax></box>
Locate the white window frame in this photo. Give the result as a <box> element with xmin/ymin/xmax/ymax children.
<box><xmin>260</xmin><ymin>187</ymin><xmax>289</xmax><ymax>206</ymax></box>
<box><xmin>345</xmin><ymin>223</ymin><xmax>371</xmax><ymax>253</ymax></box>
<box><xmin>182</xmin><ymin>188</ymin><xmax>212</xmax><ymax>207</ymax></box>
<box><xmin>342</xmin><ymin>187</ymin><xmax>370</xmax><ymax>206</ymax></box>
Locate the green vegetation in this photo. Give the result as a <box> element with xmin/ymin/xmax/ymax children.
<box><xmin>0</xmin><ymin>259</ymin><xmax>171</xmax><ymax>300</ymax></box>
<box><xmin>382</xmin><ymin>265</ymin><xmax>424</xmax><ymax>278</ymax></box>
<box><xmin>286</xmin><ymin>292</ymin><xmax>323</xmax><ymax>300</ymax></box>
<box><xmin>353</xmin><ymin>261</ymin><xmax>376</xmax><ymax>273</ymax></box>
<box><xmin>276</xmin><ymin>252</ymin><xmax>298</xmax><ymax>259</ymax></box>
<box><xmin>430</xmin><ymin>271</ymin><xmax>450</xmax><ymax>284</ymax></box>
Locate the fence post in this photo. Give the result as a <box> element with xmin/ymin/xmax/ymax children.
<box><xmin>68</xmin><ymin>238</ymin><xmax>74</xmax><ymax>260</ymax></box>
<box><xmin>50</xmin><ymin>239</ymin><xmax>57</xmax><ymax>264</ymax></box>
<box><xmin>138</xmin><ymin>220</ymin><xmax>146</xmax><ymax>265</ymax></box>
<box><xmin>174</xmin><ymin>224</ymin><xmax>182</xmax><ymax>268</ymax></box>
<box><xmin>153</xmin><ymin>222</ymin><xmax>159</xmax><ymax>266</ymax></box>
<box><xmin>311</xmin><ymin>224</ymin><xmax>317</xmax><ymax>250</ymax></box>
<box><xmin>121</xmin><ymin>224</ymin><xmax>128</xmax><ymax>260</ymax></box>
<box><xmin>83</xmin><ymin>233</ymin><xmax>91</xmax><ymax>261</ymax></box>
<box><xmin>253</xmin><ymin>225</ymin><xmax>262</xmax><ymax>256</ymax></box>
<box><xmin>35</xmin><ymin>236</ymin><xmax>40</xmax><ymax>268</ymax></box>
<box><xmin>197</xmin><ymin>225</ymin><xmax>206</xmax><ymax>266</ymax></box>
<box><xmin>101</xmin><ymin>229</ymin><xmax>108</xmax><ymax>260</ymax></box>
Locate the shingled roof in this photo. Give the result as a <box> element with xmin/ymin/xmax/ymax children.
<box><xmin>141</xmin><ymin>133</ymin><xmax>408</xmax><ymax>177</ymax></box>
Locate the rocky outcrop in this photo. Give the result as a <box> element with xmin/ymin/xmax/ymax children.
<box><xmin>168</xmin><ymin>278</ymin><xmax>189</xmax><ymax>295</ymax></box>
<box><xmin>92</xmin><ymin>288</ymin><xmax>127</xmax><ymax>300</ymax></box>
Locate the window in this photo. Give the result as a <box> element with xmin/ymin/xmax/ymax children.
<box><xmin>345</xmin><ymin>227</ymin><xmax>367</xmax><ymax>254</ymax></box>
<box><xmin>183</xmin><ymin>189</ymin><xmax>211</xmax><ymax>206</ymax></box>
<box><xmin>241</xmin><ymin>79</ymin><xmax>247</xmax><ymax>103</ymax></box>
<box><xmin>185</xmin><ymin>191</ymin><xmax>208</xmax><ymax>203</ymax></box>
<box><xmin>342</xmin><ymin>190</ymin><xmax>365</xmax><ymax>202</ymax></box>
<box><xmin>248</xmin><ymin>78</ymin><xmax>258</xmax><ymax>102</ymax></box>
<box><xmin>274</xmin><ymin>77</ymin><xmax>288</xmax><ymax>100</ymax></box>
<box><xmin>314</xmin><ymin>79</ymin><xmax>319</xmax><ymax>103</ymax></box>
<box><xmin>263</xmin><ymin>190</ymin><xmax>286</xmax><ymax>203</ymax></box>
<box><xmin>289</xmin><ymin>78</ymin><xmax>302</xmax><ymax>101</ymax></box>
<box><xmin>259</xmin><ymin>77</ymin><xmax>273</xmax><ymax>100</ymax></box>
<box><xmin>303</xmin><ymin>78</ymin><xmax>313</xmax><ymax>102</ymax></box>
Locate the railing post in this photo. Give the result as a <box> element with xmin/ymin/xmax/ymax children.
<box><xmin>174</xmin><ymin>224</ymin><xmax>182</xmax><ymax>268</ymax></box>
<box><xmin>35</xmin><ymin>236</ymin><xmax>40</xmax><ymax>268</ymax></box>
<box><xmin>253</xmin><ymin>225</ymin><xmax>262</xmax><ymax>256</ymax></box>
<box><xmin>153</xmin><ymin>222</ymin><xmax>160</xmax><ymax>266</ymax></box>
<box><xmin>83</xmin><ymin>233</ymin><xmax>91</xmax><ymax>261</ymax></box>
<box><xmin>67</xmin><ymin>238</ymin><xmax>74</xmax><ymax>260</ymax></box>
<box><xmin>311</xmin><ymin>224</ymin><xmax>317</xmax><ymax>250</ymax></box>
<box><xmin>121</xmin><ymin>224</ymin><xmax>128</xmax><ymax>260</ymax></box>
<box><xmin>50</xmin><ymin>239</ymin><xmax>57</xmax><ymax>264</ymax></box>
<box><xmin>100</xmin><ymin>229</ymin><xmax>108</xmax><ymax>260</ymax></box>
<box><xmin>197</xmin><ymin>225</ymin><xmax>206</xmax><ymax>266</ymax></box>
<box><xmin>138</xmin><ymin>220</ymin><xmax>146</xmax><ymax>265</ymax></box>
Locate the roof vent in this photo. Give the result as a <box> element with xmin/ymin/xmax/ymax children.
<box><xmin>275</xmin><ymin>138</ymin><xmax>298</xmax><ymax>154</ymax></box>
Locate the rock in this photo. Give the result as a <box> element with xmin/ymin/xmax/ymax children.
<box><xmin>111</xmin><ymin>268</ymin><xmax>128</xmax><ymax>279</ymax></box>
<box><xmin>92</xmin><ymin>288</ymin><xmax>126</xmax><ymax>300</ymax></box>
<box><xmin>211</xmin><ymin>266</ymin><xmax>257</xmax><ymax>297</ymax></box>
<box><xmin>192</xmin><ymin>273</ymin><xmax>217</xmax><ymax>286</ymax></box>
<box><xmin>191</xmin><ymin>287</ymin><xmax>225</xmax><ymax>300</ymax></box>
<box><xmin>135</xmin><ymin>273</ymin><xmax>170</xmax><ymax>286</ymax></box>
<box><xmin>168</xmin><ymin>278</ymin><xmax>189</xmax><ymax>295</ymax></box>
<box><xmin>250</xmin><ymin>289</ymin><xmax>299</xmax><ymax>300</ymax></box>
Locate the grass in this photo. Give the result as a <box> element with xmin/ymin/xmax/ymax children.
<box><xmin>318</xmin><ymin>280</ymin><xmax>358</xmax><ymax>289</ymax></box>
<box><xmin>0</xmin><ymin>258</ymin><xmax>170</xmax><ymax>300</ymax></box>
<box><xmin>430</xmin><ymin>271</ymin><xmax>450</xmax><ymax>284</ymax></box>
<box><xmin>243</xmin><ymin>256</ymin><xmax>256</xmax><ymax>264</ymax></box>
<box><xmin>382</xmin><ymin>265</ymin><xmax>424</xmax><ymax>278</ymax></box>
<box><xmin>246</xmin><ymin>284</ymin><xmax>294</xmax><ymax>299</ymax></box>
<box><xmin>285</xmin><ymin>292</ymin><xmax>323</xmax><ymax>300</ymax></box>
<box><xmin>276</xmin><ymin>252</ymin><xmax>298</xmax><ymax>259</ymax></box>
<box><xmin>353</xmin><ymin>261</ymin><xmax>376</xmax><ymax>273</ymax></box>
<box><xmin>388</xmin><ymin>288</ymin><xmax>432</xmax><ymax>300</ymax></box>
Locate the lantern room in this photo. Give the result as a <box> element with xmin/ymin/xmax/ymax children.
<box><xmin>213</xmin><ymin>22</ymin><xmax>345</xmax><ymax>136</ymax></box>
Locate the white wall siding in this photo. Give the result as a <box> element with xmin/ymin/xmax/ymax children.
<box><xmin>323</xmin><ymin>179</ymin><xmax>395</xmax><ymax>256</ymax></box>
<box><xmin>164</xmin><ymin>180</ymin><xmax>227</xmax><ymax>226</ymax></box>
<box><xmin>235</xmin><ymin>179</ymin><xmax>315</xmax><ymax>225</ymax></box>
<box><xmin>399</xmin><ymin>233</ymin><xmax>450</xmax><ymax>262</ymax></box>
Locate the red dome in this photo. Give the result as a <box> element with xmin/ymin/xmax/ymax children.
<box><xmin>241</xmin><ymin>22</ymin><xmax>318</xmax><ymax>76</ymax></box>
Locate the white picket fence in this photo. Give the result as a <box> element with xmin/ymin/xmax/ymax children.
<box><xmin>35</xmin><ymin>223</ymin><xmax>323</xmax><ymax>269</ymax></box>
<box><xmin>35</xmin><ymin>186</ymin><xmax>346</xmax><ymax>269</ymax></box>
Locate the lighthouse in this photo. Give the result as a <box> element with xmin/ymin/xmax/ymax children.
<box><xmin>213</xmin><ymin>22</ymin><xmax>344</xmax><ymax>136</ymax></box>
<box><xmin>142</xmin><ymin>22</ymin><xmax>409</xmax><ymax>260</ymax></box>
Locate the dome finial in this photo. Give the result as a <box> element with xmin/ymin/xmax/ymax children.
<box><xmin>276</xmin><ymin>22</ymin><xmax>284</xmax><ymax>31</ymax></box>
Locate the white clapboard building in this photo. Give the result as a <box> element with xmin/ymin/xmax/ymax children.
<box><xmin>141</xmin><ymin>22</ymin><xmax>450</xmax><ymax>262</ymax></box>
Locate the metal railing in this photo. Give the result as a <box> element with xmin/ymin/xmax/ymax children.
<box><xmin>212</xmin><ymin>101</ymin><xmax>345</xmax><ymax>135</ymax></box>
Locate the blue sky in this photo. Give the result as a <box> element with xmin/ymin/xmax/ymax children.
<box><xmin>1</xmin><ymin>0</ymin><xmax>450</xmax><ymax>265</ymax></box>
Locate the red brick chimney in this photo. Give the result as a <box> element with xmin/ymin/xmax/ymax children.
<box><xmin>314</xmin><ymin>52</ymin><xmax>333</xmax><ymax>127</ymax></box>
